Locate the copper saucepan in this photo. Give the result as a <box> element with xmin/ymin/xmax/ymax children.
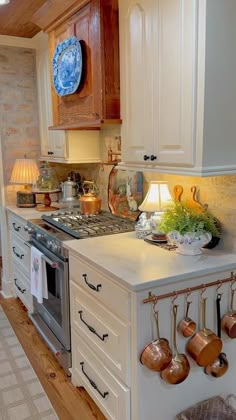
<box><xmin>221</xmin><ymin>285</ymin><xmax>236</xmax><ymax>339</ymax></box>
<box><xmin>140</xmin><ymin>307</ymin><xmax>172</xmax><ymax>371</ymax></box>
<box><xmin>205</xmin><ymin>293</ymin><xmax>229</xmax><ymax>377</ymax></box>
<box><xmin>186</xmin><ymin>297</ymin><xmax>223</xmax><ymax>367</ymax></box>
<box><xmin>161</xmin><ymin>304</ymin><xmax>190</xmax><ymax>385</ymax></box>
<box><xmin>178</xmin><ymin>293</ymin><xmax>196</xmax><ymax>338</ymax></box>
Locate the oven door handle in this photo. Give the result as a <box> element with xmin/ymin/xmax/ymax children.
<box><xmin>42</xmin><ymin>255</ymin><xmax>58</xmax><ymax>269</ymax></box>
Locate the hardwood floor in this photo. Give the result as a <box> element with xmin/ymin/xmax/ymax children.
<box><xmin>0</xmin><ymin>297</ymin><xmax>106</xmax><ymax>420</ymax></box>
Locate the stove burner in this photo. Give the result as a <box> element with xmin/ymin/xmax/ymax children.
<box><xmin>42</xmin><ymin>210</ymin><xmax>135</xmax><ymax>239</ymax></box>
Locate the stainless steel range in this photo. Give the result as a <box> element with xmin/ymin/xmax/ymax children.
<box><xmin>25</xmin><ymin>210</ymin><xmax>135</xmax><ymax>374</ymax></box>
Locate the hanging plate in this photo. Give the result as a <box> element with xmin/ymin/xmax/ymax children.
<box><xmin>53</xmin><ymin>36</ymin><xmax>83</xmax><ymax>96</ymax></box>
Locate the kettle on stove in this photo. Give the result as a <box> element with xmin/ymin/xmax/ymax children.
<box><xmin>79</xmin><ymin>181</ymin><xmax>102</xmax><ymax>215</ymax></box>
<box><xmin>60</xmin><ymin>177</ymin><xmax>78</xmax><ymax>202</ymax></box>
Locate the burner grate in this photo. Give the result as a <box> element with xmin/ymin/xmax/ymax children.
<box><xmin>42</xmin><ymin>210</ymin><xmax>135</xmax><ymax>239</ymax></box>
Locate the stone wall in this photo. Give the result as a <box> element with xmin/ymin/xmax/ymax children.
<box><xmin>0</xmin><ymin>46</ymin><xmax>40</xmax><ymax>202</ymax></box>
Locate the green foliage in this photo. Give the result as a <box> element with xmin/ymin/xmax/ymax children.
<box><xmin>159</xmin><ymin>202</ymin><xmax>221</xmax><ymax>237</ymax></box>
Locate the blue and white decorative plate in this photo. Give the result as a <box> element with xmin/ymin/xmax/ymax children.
<box><xmin>53</xmin><ymin>36</ymin><xmax>83</xmax><ymax>96</ymax></box>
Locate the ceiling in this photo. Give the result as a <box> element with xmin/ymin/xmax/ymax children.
<box><xmin>0</xmin><ymin>0</ymin><xmax>48</xmax><ymax>38</ymax></box>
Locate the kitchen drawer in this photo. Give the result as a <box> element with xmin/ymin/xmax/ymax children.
<box><xmin>10</xmin><ymin>232</ymin><xmax>30</xmax><ymax>276</ymax></box>
<box><xmin>70</xmin><ymin>281</ymin><xmax>130</xmax><ymax>385</ymax></box>
<box><xmin>12</xmin><ymin>263</ymin><xmax>33</xmax><ymax>312</ymax></box>
<box><xmin>8</xmin><ymin>212</ymin><xmax>29</xmax><ymax>241</ymax></box>
<box><xmin>69</xmin><ymin>255</ymin><xmax>130</xmax><ymax>320</ymax></box>
<box><xmin>71</xmin><ymin>331</ymin><xmax>130</xmax><ymax>420</ymax></box>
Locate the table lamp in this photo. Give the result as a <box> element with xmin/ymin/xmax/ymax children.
<box><xmin>10</xmin><ymin>158</ymin><xmax>40</xmax><ymax>208</ymax></box>
<box><xmin>138</xmin><ymin>181</ymin><xmax>173</xmax><ymax>233</ymax></box>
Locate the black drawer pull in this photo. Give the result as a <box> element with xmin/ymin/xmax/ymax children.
<box><xmin>12</xmin><ymin>223</ymin><xmax>21</xmax><ymax>232</ymax></box>
<box><xmin>150</xmin><ymin>154</ymin><xmax>157</xmax><ymax>161</ymax></box>
<box><xmin>80</xmin><ymin>362</ymin><xmax>109</xmax><ymax>399</ymax></box>
<box><xmin>14</xmin><ymin>279</ymin><xmax>26</xmax><ymax>294</ymax></box>
<box><xmin>82</xmin><ymin>274</ymin><xmax>102</xmax><ymax>292</ymax></box>
<box><xmin>143</xmin><ymin>154</ymin><xmax>150</xmax><ymax>161</ymax></box>
<box><xmin>12</xmin><ymin>247</ymin><xmax>24</xmax><ymax>259</ymax></box>
<box><xmin>78</xmin><ymin>310</ymin><xmax>108</xmax><ymax>342</ymax></box>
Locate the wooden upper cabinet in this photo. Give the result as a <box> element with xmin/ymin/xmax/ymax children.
<box><xmin>33</xmin><ymin>0</ymin><xmax>120</xmax><ymax>130</ymax></box>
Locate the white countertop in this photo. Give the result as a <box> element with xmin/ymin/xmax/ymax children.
<box><xmin>64</xmin><ymin>232</ymin><xmax>236</xmax><ymax>291</ymax></box>
<box><xmin>6</xmin><ymin>203</ymin><xmax>75</xmax><ymax>221</ymax></box>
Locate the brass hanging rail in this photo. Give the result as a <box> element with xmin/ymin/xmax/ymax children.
<box><xmin>143</xmin><ymin>272</ymin><xmax>235</xmax><ymax>304</ymax></box>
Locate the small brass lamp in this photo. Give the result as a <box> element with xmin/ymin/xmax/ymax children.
<box><xmin>10</xmin><ymin>158</ymin><xmax>40</xmax><ymax>208</ymax></box>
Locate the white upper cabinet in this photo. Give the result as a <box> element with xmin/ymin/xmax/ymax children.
<box><xmin>36</xmin><ymin>46</ymin><xmax>66</xmax><ymax>159</ymax></box>
<box><xmin>120</xmin><ymin>1</ymin><xmax>154</xmax><ymax>164</ymax></box>
<box><xmin>35</xmin><ymin>33</ymin><xmax>101</xmax><ymax>164</ymax></box>
<box><xmin>119</xmin><ymin>0</ymin><xmax>236</xmax><ymax>176</ymax></box>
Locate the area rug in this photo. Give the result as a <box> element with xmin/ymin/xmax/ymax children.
<box><xmin>0</xmin><ymin>305</ymin><xmax>58</xmax><ymax>420</ymax></box>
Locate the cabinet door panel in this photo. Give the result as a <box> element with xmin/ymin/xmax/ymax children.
<box><xmin>49</xmin><ymin>1</ymin><xmax>100</xmax><ymax>126</ymax></box>
<box><xmin>120</xmin><ymin>0</ymin><xmax>154</xmax><ymax>163</ymax></box>
<box><xmin>37</xmin><ymin>47</ymin><xmax>66</xmax><ymax>159</ymax></box>
<box><xmin>155</xmin><ymin>0</ymin><xmax>197</xmax><ymax>165</ymax></box>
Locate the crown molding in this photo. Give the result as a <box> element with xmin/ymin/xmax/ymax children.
<box><xmin>0</xmin><ymin>35</ymin><xmax>35</xmax><ymax>48</ymax></box>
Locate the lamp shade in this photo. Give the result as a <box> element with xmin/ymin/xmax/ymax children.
<box><xmin>0</xmin><ymin>0</ymin><xmax>10</xmax><ymax>4</ymax></box>
<box><xmin>139</xmin><ymin>181</ymin><xmax>172</xmax><ymax>212</ymax></box>
<box><xmin>10</xmin><ymin>159</ymin><xmax>39</xmax><ymax>185</ymax></box>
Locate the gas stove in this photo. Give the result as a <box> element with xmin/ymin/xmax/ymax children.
<box><xmin>25</xmin><ymin>209</ymin><xmax>135</xmax><ymax>259</ymax></box>
<box><xmin>42</xmin><ymin>210</ymin><xmax>135</xmax><ymax>239</ymax></box>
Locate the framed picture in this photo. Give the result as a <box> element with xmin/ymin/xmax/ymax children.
<box><xmin>108</xmin><ymin>167</ymin><xmax>143</xmax><ymax>220</ymax></box>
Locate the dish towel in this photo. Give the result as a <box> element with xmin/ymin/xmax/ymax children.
<box><xmin>31</xmin><ymin>246</ymin><xmax>48</xmax><ymax>304</ymax></box>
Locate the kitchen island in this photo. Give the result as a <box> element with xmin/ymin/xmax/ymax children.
<box><xmin>65</xmin><ymin>233</ymin><xmax>236</xmax><ymax>420</ymax></box>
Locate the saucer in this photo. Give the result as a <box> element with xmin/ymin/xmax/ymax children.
<box><xmin>146</xmin><ymin>234</ymin><xmax>168</xmax><ymax>243</ymax></box>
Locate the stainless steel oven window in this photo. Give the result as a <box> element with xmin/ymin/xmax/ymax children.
<box><xmin>30</xmin><ymin>239</ymin><xmax>71</xmax><ymax>351</ymax></box>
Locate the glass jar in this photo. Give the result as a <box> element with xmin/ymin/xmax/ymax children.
<box><xmin>36</xmin><ymin>162</ymin><xmax>59</xmax><ymax>190</ymax></box>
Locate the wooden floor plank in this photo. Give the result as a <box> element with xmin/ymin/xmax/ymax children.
<box><xmin>0</xmin><ymin>298</ymin><xmax>106</xmax><ymax>420</ymax></box>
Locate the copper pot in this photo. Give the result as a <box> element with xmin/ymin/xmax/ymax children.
<box><xmin>178</xmin><ymin>295</ymin><xmax>196</xmax><ymax>338</ymax></box>
<box><xmin>79</xmin><ymin>181</ymin><xmax>102</xmax><ymax>215</ymax></box>
<box><xmin>205</xmin><ymin>294</ymin><xmax>229</xmax><ymax>378</ymax></box>
<box><xmin>221</xmin><ymin>287</ymin><xmax>236</xmax><ymax>338</ymax></box>
<box><xmin>140</xmin><ymin>308</ymin><xmax>172</xmax><ymax>371</ymax></box>
<box><xmin>186</xmin><ymin>298</ymin><xmax>222</xmax><ymax>367</ymax></box>
<box><xmin>160</xmin><ymin>305</ymin><xmax>190</xmax><ymax>385</ymax></box>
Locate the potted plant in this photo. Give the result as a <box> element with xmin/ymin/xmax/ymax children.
<box><xmin>159</xmin><ymin>202</ymin><xmax>221</xmax><ymax>255</ymax></box>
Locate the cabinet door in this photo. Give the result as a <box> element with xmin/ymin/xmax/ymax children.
<box><xmin>120</xmin><ymin>0</ymin><xmax>154</xmax><ymax>164</ymax></box>
<box><xmin>49</xmin><ymin>1</ymin><xmax>101</xmax><ymax>127</ymax></box>
<box><xmin>153</xmin><ymin>0</ymin><xmax>197</xmax><ymax>165</ymax></box>
<box><xmin>36</xmin><ymin>48</ymin><xmax>66</xmax><ymax>159</ymax></box>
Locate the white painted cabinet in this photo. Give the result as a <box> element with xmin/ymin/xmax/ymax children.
<box><xmin>8</xmin><ymin>212</ymin><xmax>33</xmax><ymax>313</ymax></box>
<box><xmin>35</xmin><ymin>33</ymin><xmax>101</xmax><ymax>164</ymax></box>
<box><xmin>119</xmin><ymin>0</ymin><xmax>236</xmax><ymax>176</ymax></box>
<box><xmin>69</xmin><ymin>254</ymin><xmax>131</xmax><ymax>420</ymax></box>
<box><xmin>66</xmin><ymin>239</ymin><xmax>236</xmax><ymax>420</ymax></box>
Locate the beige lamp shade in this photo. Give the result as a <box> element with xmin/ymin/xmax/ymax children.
<box><xmin>10</xmin><ymin>159</ymin><xmax>39</xmax><ymax>185</ymax></box>
<box><xmin>139</xmin><ymin>181</ymin><xmax>173</xmax><ymax>212</ymax></box>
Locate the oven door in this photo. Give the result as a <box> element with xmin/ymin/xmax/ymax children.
<box><xmin>30</xmin><ymin>239</ymin><xmax>70</xmax><ymax>351</ymax></box>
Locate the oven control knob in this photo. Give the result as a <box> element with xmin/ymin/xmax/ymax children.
<box><xmin>24</xmin><ymin>225</ymin><xmax>35</xmax><ymax>234</ymax></box>
<box><xmin>36</xmin><ymin>233</ymin><xmax>44</xmax><ymax>241</ymax></box>
<box><xmin>51</xmin><ymin>243</ymin><xmax>59</xmax><ymax>253</ymax></box>
<box><xmin>47</xmin><ymin>240</ymin><xmax>53</xmax><ymax>249</ymax></box>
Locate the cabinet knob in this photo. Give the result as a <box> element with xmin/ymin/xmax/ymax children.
<box><xmin>150</xmin><ymin>155</ymin><xmax>157</xmax><ymax>161</ymax></box>
<box><xmin>48</xmin><ymin>151</ymin><xmax>54</xmax><ymax>155</ymax></box>
<box><xmin>143</xmin><ymin>155</ymin><xmax>150</xmax><ymax>161</ymax></box>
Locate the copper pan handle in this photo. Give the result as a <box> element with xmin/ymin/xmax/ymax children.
<box><xmin>173</xmin><ymin>305</ymin><xmax>180</xmax><ymax>358</ymax></box>
<box><xmin>185</xmin><ymin>300</ymin><xmax>192</xmax><ymax>319</ymax></box>
<box><xmin>202</xmin><ymin>298</ymin><xmax>207</xmax><ymax>330</ymax></box>
<box><xmin>230</xmin><ymin>288</ymin><xmax>235</xmax><ymax>313</ymax></box>
<box><xmin>154</xmin><ymin>310</ymin><xmax>161</xmax><ymax>341</ymax></box>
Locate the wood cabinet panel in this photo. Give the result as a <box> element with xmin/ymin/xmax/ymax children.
<box><xmin>47</xmin><ymin>0</ymin><xmax>120</xmax><ymax>129</ymax></box>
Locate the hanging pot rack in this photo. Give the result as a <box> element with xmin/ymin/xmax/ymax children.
<box><xmin>143</xmin><ymin>272</ymin><xmax>236</xmax><ymax>304</ymax></box>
